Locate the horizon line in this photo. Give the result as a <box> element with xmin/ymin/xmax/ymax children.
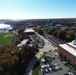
<box><xmin>0</xmin><ymin>17</ymin><xmax>76</xmax><ymax>20</ymax></box>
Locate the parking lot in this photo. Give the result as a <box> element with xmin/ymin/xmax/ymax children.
<box><xmin>39</xmin><ymin>52</ymin><xmax>74</xmax><ymax>75</ymax></box>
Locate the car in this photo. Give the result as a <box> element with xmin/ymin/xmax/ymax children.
<box><xmin>67</xmin><ymin>72</ymin><xmax>74</xmax><ymax>75</ymax></box>
<box><xmin>45</xmin><ymin>64</ymin><xmax>50</xmax><ymax>67</ymax></box>
<box><xmin>54</xmin><ymin>63</ymin><xmax>59</xmax><ymax>67</ymax></box>
<box><xmin>64</xmin><ymin>72</ymin><xmax>74</xmax><ymax>75</ymax></box>
<box><xmin>48</xmin><ymin>67</ymin><xmax>52</xmax><ymax>72</ymax></box>
<box><xmin>58</xmin><ymin>66</ymin><xmax>62</xmax><ymax>70</ymax></box>
<box><xmin>54</xmin><ymin>66</ymin><xmax>62</xmax><ymax>71</ymax></box>
<box><xmin>53</xmin><ymin>57</ymin><xmax>55</xmax><ymax>59</ymax></box>
<box><xmin>44</xmin><ymin>68</ymin><xmax>49</xmax><ymax>73</ymax></box>
<box><xmin>44</xmin><ymin>58</ymin><xmax>50</xmax><ymax>64</ymax></box>
<box><xmin>55</xmin><ymin>66</ymin><xmax>59</xmax><ymax>71</ymax></box>
<box><xmin>41</xmin><ymin>68</ymin><xmax>43</xmax><ymax>72</ymax></box>
<box><xmin>62</xmin><ymin>61</ymin><xmax>68</xmax><ymax>65</ymax></box>
<box><xmin>42</xmin><ymin>72</ymin><xmax>45</xmax><ymax>75</ymax></box>
<box><xmin>58</xmin><ymin>56</ymin><xmax>64</xmax><ymax>61</ymax></box>
<box><xmin>41</xmin><ymin>64</ymin><xmax>45</xmax><ymax>69</ymax></box>
<box><xmin>51</xmin><ymin>65</ymin><xmax>57</xmax><ymax>72</ymax></box>
<box><xmin>41</xmin><ymin>69</ymin><xmax>45</xmax><ymax>75</ymax></box>
<box><xmin>41</xmin><ymin>58</ymin><xmax>45</xmax><ymax>63</ymax></box>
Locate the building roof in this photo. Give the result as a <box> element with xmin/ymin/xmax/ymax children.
<box><xmin>0</xmin><ymin>23</ymin><xmax>13</xmax><ymax>29</ymax></box>
<box><xmin>59</xmin><ymin>42</ymin><xmax>76</xmax><ymax>56</ymax></box>
<box><xmin>24</xmin><ymin>29</ymin><xmax>34</xmax><ymax>33</ymax></box>
<box><xmin>17</xmin><ymin>39</ymin><xmax>28</xmax><ymax>46</ymax></box>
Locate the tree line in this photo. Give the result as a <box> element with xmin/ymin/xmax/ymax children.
<box><xmin>0</xmin><ymin>30</ymin><xmax>38</xmax><ymax>75</ymax></box>
<box><xmin>47</xmin><ymin>26</ymin><xmax>75</xmax><ymax>42</ymax></box>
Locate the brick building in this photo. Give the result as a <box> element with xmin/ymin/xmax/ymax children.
<box><xmin>58</xmin><ymin>40</ymin><xmax>76</xmax><ymax>69</ymax></box>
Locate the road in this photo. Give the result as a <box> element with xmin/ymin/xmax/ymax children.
<box><xmin>24</xmin><ymin>32</ymin><xmax>55</xmax><ymax>75</ymax></box>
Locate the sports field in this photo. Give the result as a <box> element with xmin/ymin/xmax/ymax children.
<box><xmin>0</xmin><ymin>32</ymin><xmax>14</xmax><ymax>46</ymax></box>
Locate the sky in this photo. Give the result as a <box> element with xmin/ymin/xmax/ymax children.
<box><xmin>0</xmin><ymin>0</ymin><xmax>76</xmax><ymax>19</ymax></box>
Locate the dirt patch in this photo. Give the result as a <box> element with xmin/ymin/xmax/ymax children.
<box><xmin>4</xmin><ymin>34</ymin><xmax>13</xmax><ymax>38</ymax></box>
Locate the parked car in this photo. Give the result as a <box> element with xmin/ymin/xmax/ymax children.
<box><xmin>51</xmin><ymin>65</ymin><xmax>57</xmax><ymax>72</ymax></box>
<box><xmin>64</xmin><ymin>72</ymin><xmax>73</xmax><ymax>75</ymax></box>
<box><xmin>48</xmin><ymin>67</ymin><xmax>52</xmax><ymax>72</ymax></box>
<box><xmin>43</xmin><ymin>68</ymin><xmax>49</xmax><ymax>73</ymax></box>
<box><xmin>58</xmin><ymin>56</ymin><xmax>64</xmax><ymax>61</ymax></box>
<box><xmin>54</xmin><ymin>63</ymin><xmax>59</xmax><ymax>67</ymax></box>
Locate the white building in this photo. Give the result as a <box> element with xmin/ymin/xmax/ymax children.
<box><xmin>17</xmin><ymin>39</ymin><xmax>28</xmax><ymax>47</ymax></box>
<box><xmin>24</xmin><ymin>29</ymin><xmax>35</xmax><ymax>35</ymax></box>
<box><xmin>0</xmin><ymin>23</ymin><xmax>13</xmax><ymax>30</ymax></box>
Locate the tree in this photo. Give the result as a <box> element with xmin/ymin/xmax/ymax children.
<box><xmin>53</xmin><ymin>30</ymin><xmax>59</xmax><ymax>37</ymax></box>
<box><xmin>67</xmin><ymin>30</ymin><xmax>75</xmax><ymax>37</ymax></box>
<box><xmin>0</xmin><ymin>44</ymin><xmax>19</xmax><ymax>75</ymax></box>
<box><xmin>57</xmin><ymin>30</ymin><xmax>66</xmax><ymax>40</ymax></box>
<box><xmin>18</xmin><ymin>28</ymin><xmax>25</xmax><ymax>34</ymax></box>
<box><xmin>66</xmin><ymin>30</ymin><xmax>75</xmax><ymax>41</ymax></box>
<box><xmin>0</xmin><ymin>67</ymin><xmax>4</xmax><ymax>74</ymax></box>
<box><xmin>47</xmin><ymin>26</ymin><xmax>55</xmax><ymax>35</ymax></box>
<box><xmin>37</xmin><ymin>28</ymin><xmax>43</xmax><ymax>35</ymax></box>
<box><xmin>33</xmin><ymin>24</ymin><xmax>37</xmax><ymax>32</ymax></box>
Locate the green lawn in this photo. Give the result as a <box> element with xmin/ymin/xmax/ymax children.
<box><xmin>0</xmin><ymin>32</ymin><xmax>14</xmax><ymax>46</ymax></box>
<box><xmin>31</xmin><ymin>41</ymin><xmax>36</xmax><ymax>45</ymax></box>
<box><xmin>32</xmin><ymin>60</ymin><xmax>41</xmax><ymax>75</ymax></box>
<box><xmin>44</xmin><ymin>55</ymin><xmax>52</xmax><ymax>61</ymax></box>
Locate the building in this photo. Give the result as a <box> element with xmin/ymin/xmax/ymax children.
<box><xmin>0</xmin><ymin>23</ymin><xmax>13</xmax><ymax>30</ymax></box>
<box><xmin>46</xmin><ymin>35</ymin><xmax>65</xmax><ymax>47</ymax></box>
<box><xmin>58</xmin><ymin>40</ymin><xmax>76</xmax><ymax>69</ymax></box>
<box><xmin>17</xmin><ymin>39</ymin><xmax>28</xmax><ymax>47</ymax></box>
<box><xmin>24</xmin><ymin>28</ymin><xmax>35</xmax><ymax>35</ymax></box>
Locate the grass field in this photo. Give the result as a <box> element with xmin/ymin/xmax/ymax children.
<box><xmin>0</xmin><ymin>32</ymin><xmax>14</xmax><ymax>46</ymax></box>
<box><xmin>32</xmin><ymin>60</ymin><xmax>41</xmax><ymax>75</ymax></box>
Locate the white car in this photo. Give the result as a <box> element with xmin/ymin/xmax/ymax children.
<box><xmin>49</xmin><ymin>67</ymin><xmax>52</xmax><ymax>72</ymax></box>
<box><xmin>45</xmin><ymin>68</ymin><xmax>48</xmax><ymax>73</ymax></box>
<box><xmin>41</xmin><ymin>58</ymin><xmax>45</xmax><ymax>63</ymax></box>
<box><xmin>55</xmin><ymin>66</ymin><xmax>62</xmax><ymax>71</ymax></box>
<box><xmin>54</xmin><ymin>63</ymin><xmax>59</xmax><ymax>67</ymax></box>
<box><xmin>67</xmin><ymin>72</ymin><xmax>74</xmax><ymax>75</ymax></box>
